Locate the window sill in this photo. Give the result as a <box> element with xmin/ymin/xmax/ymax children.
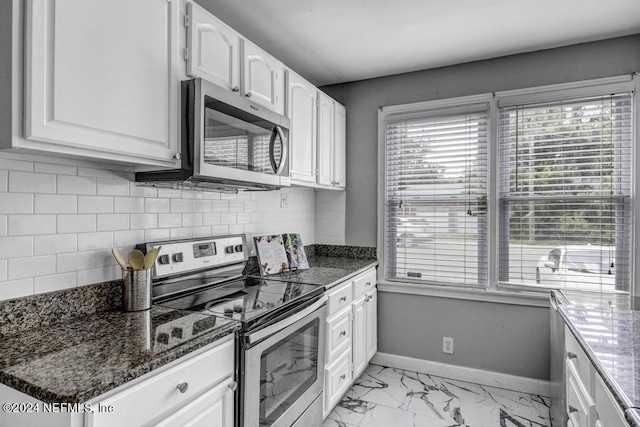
<box><xmin>377</xmin><ymin>280</ymin><xmax>551</xmax><ymax>308</ymax></box>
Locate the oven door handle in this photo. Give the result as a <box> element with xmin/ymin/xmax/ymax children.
<box><xmin>246</xmin><ymin>295</ymin><xmax>328</xmax><ymax>346</ymax></box>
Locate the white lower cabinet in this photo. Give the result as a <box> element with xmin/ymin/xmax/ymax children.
<box><xmin>87</xmin><ymin>336</ymin><xmax>235</xmax><ymax>427</ymax></box>
<box><xmin>564</xmin><ymin>326</ymin><xmax>629</xmax><ymax>427</ymax></box>
<box><xmin>323</xmin><ymin>267</ymin><xmax>377</xmax><ymax>418</ymax></box>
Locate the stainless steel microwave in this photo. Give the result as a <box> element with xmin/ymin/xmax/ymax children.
<box><xmin>136</xmin><ymin>78</ymin><xmax>290</xmax><ymax>192</ymax></box>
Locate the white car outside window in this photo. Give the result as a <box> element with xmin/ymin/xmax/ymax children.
<box><xmin>536</xmin><ymin>246</ymin><xmax>616</xmax><ymax>291</ymax></box>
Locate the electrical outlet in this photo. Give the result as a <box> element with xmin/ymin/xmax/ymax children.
<box><xmin>443</xmin><ymin>337</ymin><xmax>454</xmax><ymax>354</ymax></box>
<box><xmin>280</xmin><ymin>193</ymin><xmax>289</xmax><ymax>208</ymax></box>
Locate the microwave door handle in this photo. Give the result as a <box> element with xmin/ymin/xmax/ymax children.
<box><xmin>269</xmin><ymin>125</ymin><xmax>288</xmax><ymax>175</ymax></box>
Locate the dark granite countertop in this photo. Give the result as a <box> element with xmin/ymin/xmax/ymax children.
<box><xmin>250</xmin><ymin>255</ymin><xmax>378</xmax><ymax>289</ymax></box>
<box><xmin>559</xmin><ymin>300</ymin><xmax>640</xmax><ymax>425</ymax></box>
<box><xmin>0</xmin><ymin>306</ymin><xmax>240</xmax><ymax>403</ymax></box>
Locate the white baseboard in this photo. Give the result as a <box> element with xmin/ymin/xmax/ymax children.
<box><xmin>371</xmin><ymin>352</ymin><xmax>550</xmax><ymax>398</ymax></box>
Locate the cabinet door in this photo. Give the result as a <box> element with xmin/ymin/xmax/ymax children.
<box><xmin>333</xmin><ymin>103</ymin><xmax>346</xmax><ymax>189</ymax></box>
<box><xmin>152</xmin><ymin>376</ymin><xmax>235</xmax><ymax>427</ymax></box>
<box><xmin>286</xmin><ymin>70</ymin><xmax>317</xmax><ymax>185</ymax></box>
<box><xmin>316</xmin><ymin>92</ymin><xmax>334</xmax><ymax>187</ymax></box>
<box><xmin>241</xmin><ymin>40</ymin><xmax>284</xmax><ymax>114</ymax></box>
<box><xmin>365</xmin><ymin>289</ymin><xmax>378</xmax><ymax>363</ymax></box>
<box><xmin>186</xmin><ymin>1</ymin><xmax>240</xmax><ymax>92</ymax></box>
<box><xmin>352</xmin><ymin>295</ymin><xmax>367</xmax><ymax>378</ymax></box>
<box><xmin>25</xmin><ymin>0</ymin><xmax>180</xmax><ymax>166</ymax></box>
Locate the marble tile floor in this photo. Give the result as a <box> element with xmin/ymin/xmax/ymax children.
<box><xmin>324</xmin><ymin>364</ymin><xmax>551</xmax><ymax>427</ymax></box>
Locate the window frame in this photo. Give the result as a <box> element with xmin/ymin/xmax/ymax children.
<box><xmin>377</xmin><ymin>75</ymin><xmax>639</xmax><ymax>305</ymax></box>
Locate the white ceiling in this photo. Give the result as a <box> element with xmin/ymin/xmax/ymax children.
<box><xmin>198</xmin><ymin>0</ymin><xmax>640</xmax><ymax>86</ymax></box>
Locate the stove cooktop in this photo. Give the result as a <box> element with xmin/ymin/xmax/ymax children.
<box><xmin>156</xmin><ymin>277</ymin><xmax>323</xmax><ymax>327</ymax></box>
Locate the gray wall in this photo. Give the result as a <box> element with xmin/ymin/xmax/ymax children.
<box><xmin>321</xmin><ymin>35</ymin><xmax>640</xmax><ymax>382</ymax></box>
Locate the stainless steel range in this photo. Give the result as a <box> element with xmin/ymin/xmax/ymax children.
<box><xmin>139</xmin><ymin>235</ymin><xmax>326</xmax><ymax>427</ymax></box>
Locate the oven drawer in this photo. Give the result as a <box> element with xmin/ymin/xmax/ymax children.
<box><xmin>324</xmin><ymin>347</ymin><xmax>352</xmax><ymax>417</ymax></box>
<box><xmin>353</xmin><ymin>269</ymin><xmax>376</xmax><ymax>299</ymax></box>
<box><xmin>87</xmin><ymin>336</ymin><xmax>235</xmax><ymax>427</ymax></box>
<box><xmin>327</xmin><ymin>280</ymin><xmax>353</xmax><ymax>317</ymax></box>
<box><xmin>326</xmin><ymin>306</ymin><xmax>352</xmax><ymax>363</ymax></box>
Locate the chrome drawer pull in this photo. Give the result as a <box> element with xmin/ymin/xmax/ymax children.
<box><xmin>340</xmin><ymin>296</ymin><xmax>347</xmax><ymax>302</ymax></box>
<box><xmin>340</xmin><ymin>330</ymin><xmax>347</xmax><ymax>337</ymax></box>
<box><xmin>567</xmin><ymin>352</ymin><xmax>578</xmax><ymax>360</ymax></box>
<box><xmin>228</xmin><ymin>382</ymin><xmax>238</xmax><ymax>392</ymax></box>
<box><xmin>176</xmin><ymin>382</ymin><xmax>189</xmax><ymax>393</ymax></box>
<box><xmin>339</xmin><ymin>374</ymin><xmax>346</xmax><ymax>381</ymax></box>
<box><xmin>568</xmin><ymin>405</ymin><xmax>578</xmax><ymax>414</ymax></box>
<box><xmin>365</xmin><ymin>281</ymin><xmax>371</xmax><ymax>287</ymax></box>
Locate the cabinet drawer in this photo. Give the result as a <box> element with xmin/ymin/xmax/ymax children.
<box><xmin>88</xmin><ymin>337</ymin><xmax>234</xmax><ymax>427</ymax></box>
<box><xmin>594</xmin><ymin>373</ymin><xmax>629</xmax><ymax>426</ymax></box>
<box><xmin>353</xmin><ymin>269</ymin><xmax>376</xmax><ymax>299</ymax></box>
<box><xmin>565</xmin><ymin>326</ymin><xmax>592</xmax><ymax>392</ymax></box>
<box><xmin>327</xmin><ymin>281</ymin><xmax>353</xmax><ymax>317</ymax></box>
<box><xmin>326</xmin><ymin>306</ymin><xmax>352</xmax><ymax>363</ymax></box>
<box><xmin>566</xmin><ymin>356</ymin><xmax>595</xmax><ymax>427</ymax></box>
<box><xmin>324</xmin><ymin>348</ymin><xmax>352</xmax><ymax>417</ymax></box>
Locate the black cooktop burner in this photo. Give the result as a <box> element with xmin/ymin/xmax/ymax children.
<box><xmin>156</xmin><ymin>276</ymin><xmax>322</xmax><ymax>328</ymax></box>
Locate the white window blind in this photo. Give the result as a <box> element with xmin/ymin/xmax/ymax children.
<box><xmin>498</xmin><ymin>93</ymin><xmax>633</xmax><ymax>292</ymax></box>
<box><xmin>384</xmin><ymin>108</ymin><xmax>488</xmax><ymax>286</ymax></box>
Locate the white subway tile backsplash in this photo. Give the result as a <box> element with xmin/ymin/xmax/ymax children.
<box><xmin>0</xmin><ymin>278</ymin><xmax>34</xmax><ymax>300</ymax></box>
<box><xmin>0</xmin><ymin>171</ymin><xmax>7</xmax><ymax>192</ymax></box>
<box><xmin>0</xmin><ymin>216</ymin><xmax>6</xmax><ymax>237</ymax></box>
<box><xmin>35</xmin><ymin>194</ymin><xmax>78</xmax><ymax>214</ymax></box>
<box><xmin>0</xmin><ymin>236</ymin><xmax>33</xmax><ymax>259</ymax></box>
<box><xmin>78</xmin><ymin>232</ymin><xmax>113</xmax><ymax>251</ymax></box>
<box><xmin>113</xmin><ymin>230</ymin><xmax>144</xmax><ymax>246</ymax></box>
<box><xmin>97</xmin><ymin>214</ymin><xmax>129</xmax><ymax>231</ymax></box>
<box><xmin>130</xmin><ymin>214</ymin><xmax>158</xmax><ymax>230</ymax></box>
<box><xmin>57</xmin><ymin>175</ymin><xmax>97</xmax><ymax>195</ymax></box>
<box><xmin>0</xmin><ymin>156</ymin><xmax>320</xmax><ymax>300</ymax></box>
<box><xmin>78</xmin><ymin>167</ymin><xmax>114</xmax><ymax>179</ymax></box>
<box><xmin>114</xmin><ymin>197</ymin><xmax>145</xmax><ymax>213</ymax></box>
<box><xmin>34</xmin><ymin>162</ymin><xmax>77</xmax><ymax>176</ymax></box>
<box><xmin>145</xmin><ymin>198</ymin><xmax>170</xmax><ymax>213</ymax></box>
<box><xmin>8</xmin><ymin>215</ymin><xmax>56</xmax><ymax>236</ymax></box>
<box><xmin>58</xmin><ymin>214</ymin><xmax>96</xmax><ymax>233</ymax></box>
<box><xmin>78</xmin><ymin>196</ymin><xmax>114</xmax><ymax>214</ymax></box>
<box><xmin>96</xmin><ymin>178</ymin><xmax>129</xmax><ymax>196</ymax></box>
<box><xmin>8</xmin><ymin>255</ymin><xmax>56</xmax><ymax>280</ymax></box>
<box><xmin>9</xmin><ymin>171</ymin><xmax>56</xmax><ymax>193</ymax></box>
<box><xmin>34</xmin><ymin>234</ymin><xmax>77</xmax><ymax>255</ymax></box>
<box><xmin>0</xmin><ymin>158</ymin><xmax>33</xmax><ymax>172</ymax></box>
<box><xmin>57</xmin><ymin>251</ymin><xmax>96</xmax><ymax>273</ymax></box>
<box><xmin>171</xmin><ymin>199</ymin><xmax>193</xmax><ymax>213</ymax></box>
<box><xmin>34</xmin><ymin>273</ymin><xmax>77</xmax><ymax>293</ymax></box>
<box><xmin>0</xmin><ymin>193</ymin><xmax>34</xmax><ymax>214</ymax></box>
<box><xmin>144</xmin><ymin>228</ymin><xmax>171</xmax><ymax>242</ymax></box>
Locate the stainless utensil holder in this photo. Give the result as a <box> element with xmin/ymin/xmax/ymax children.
<box><xmin>122</xmin><ymin>268</ymin><xmax>152</xmax><ymax>312</ymax></box>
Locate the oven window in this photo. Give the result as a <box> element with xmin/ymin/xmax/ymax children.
<box><xmin>259</xmin><ymin>319</ymin><xmax>319</xmax><ymax>426</ymax></box>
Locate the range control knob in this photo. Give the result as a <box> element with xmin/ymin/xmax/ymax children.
<box><xmin>158</xmin><ymin>254</ymin><xmax>170</xmax><ymax>265</ymax></box>
<box><xmin>234</xmin><ymin>244</ymin><xmax>243</xmax><ymax>253</ymax></box>
<box><xmin>172</xmin><ymin>252</ymin><xmax>184</xmax><ymax>263</ymax></box>
<box><xmin>225</xmin><ymin>246</ymin><xmax>234</xmax><ymax>254</ymax></box>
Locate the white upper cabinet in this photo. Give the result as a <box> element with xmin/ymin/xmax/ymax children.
<box><xmin>241</xmin><ymin>40</ymin><xmax>285</xmax><ymax>115</ymax></box>
<box><xmin>185</xmin><ymin>1</ymin><xmax>240</xmax><ymax>93</ymax></box>
<box><xmin>316</xmin><ymin>93</ymin><xmax>346</xmax><ymax>190</ymax></box>
<box><xmin>286</xmin><ymin>70</ymin><xmax>317</xmax><ymax>185</ymax></box>
<box><xmin>23</xmin><ymin>0</ymin><xmax>181</xmax><ymax>166</ymax></box>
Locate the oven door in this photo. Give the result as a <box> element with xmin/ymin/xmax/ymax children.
<box><xmin>240</xmin><ymin>295</ymin><xmax>327</xmax><ymax>427</ymax></box>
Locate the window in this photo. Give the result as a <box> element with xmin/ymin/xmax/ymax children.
<box><xmin>382</xmin><ymin>103</ymin><xmax>489</xmax><ymax>287</ymax></box>
<box><xmin>379</xmin><ymin>77</ymin><xmax>636</xmax><ymax>295</ymax></box>
<box><xmin>499</xmin><ymin>93</ymin><xmax>632</xmax><ymax>292</ymax></box>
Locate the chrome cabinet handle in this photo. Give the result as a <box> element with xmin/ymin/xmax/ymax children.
<box><xmin>176</xmin><ymin>382</ymin><xmax>189</xmax><ymax>393</ymax></box>
<box><xmin>339</xmin><ymin>374</ymin><xmax>346</xmax><ymax>381</ymax></box>
<box><xmin>568</xmin><ymin>405</ymin><xmax>578</xmax><ymax>414</ymax></box>
<box><xmin>340</xmin><ymin>330</ymin><xmax>346</xmax><ymax>337</ymax></box>
<box><xmin>340</xmin><ymin>296</ymin><xmax>347</xmax><ymax>302</ymax></box>
<box><xmin>173</xmin><ymin>152</ymin><xmax>182</xmax><ymax>161</ymax></box>
<box><xmin>567</xmin><ymin>352</ymin><xmax>577</xmax><ymax>360</ymax></box>
<box><xmin>245</xmin><ymin>92</ymin><xmax>252</xmax><ymax>98</ymax></box>
<box><xmin>228</xmin><ymin>381</ymin><xmax>238</xmax><ymax>392</ymax></box>
<box><xmin>232</xmin><ymin>86</ymin><xmax>240</xmax><ymax>93</ymax></box>
<box><xmin>365</xmin><ymin>281</ymin><xmax>371</xmax><ymax>287</ymax></box>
